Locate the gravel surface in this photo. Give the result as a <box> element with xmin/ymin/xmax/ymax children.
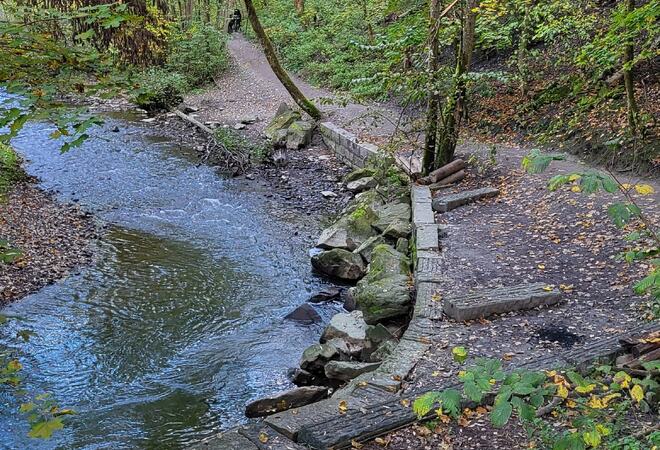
<box><xmin>0</xmin><ymin>181</ymin><xmax>98</xmax><ymax>306</ymax></box>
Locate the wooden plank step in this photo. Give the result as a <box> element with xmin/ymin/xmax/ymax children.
<box><xmin>238</xmin><ymin>424</ymin><xmax>307</xmax><ymax>449</ymax></box>
<box><xmin>296</xmin><ymin>322</ymin><xmax>660</xmax><ymax>449</ymax></box>
<box><xmin>443</xmin><ymin>282</ymin><xmax>561</xmax><ymax>321</ymax></box>
<box><xmin>432</xmin><ymin>187</ymin><xmax>499</xmax><ymax>213</ymax></box>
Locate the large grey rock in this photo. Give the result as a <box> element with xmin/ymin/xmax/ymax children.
<box><xmin>320</xmin><ymin>311</ymin><xmax>368</xmax><ymax>354</ymax></box>
<box><xmin>284</xmin><ymin>304</ymin><xmax>321</xmax><ymax>323</ymax></box>
<box><xmin>353</xmin><ymin>235</ymin><xmax>386</xmax><ymax>263</ymax></box>
<box><xmin>300</xmin><ymin>343</ymin><xmax>339</xmax><ymax>373</ymax></box>
<box><xmin>316</xmin><ymin>207</ymin><xmax>378</xmax><ymax>251</ymax></box>
<box><xmin>245</xmin><ymin>386</ymin><xmax>328</xmax><ymax>417</ymax></box>
<box><xmin>308</xmin><ymin>288</ymin><xmax>342</xmax><ymax>303</ymax></box>
<box><xmin>286</xmin><ymin>121</ymin><xmax>314</xmax><ymax>149</ymax></box>
<box><xmin>374</xmin><ymin>202</ymin><xmax>410</xmax><ymax>234</ymax></box>
<box><xmin>354</xmin><ymin>244</ymin><xmax>411</xmax><ymax>324</ymax></box>
<box><xmin>344</xmin><ymin>167</ymin><xmax>376</xmax><ymax>184</ymax></box>
<box><xmin>265</xmin><ymin>107</ymin><xmax>301</xmax><ymax>140</ymax></box>
<box><xmin>346</xmin><ymin>177</ymin><xmax>377</xmax><ymax>193</ymax></box>
<box><xmin>383</xmin><ymin>221</ymin><xmax>411</xmax><ymax>239</ymax></box>
<box><xmin>287</xmin><ymin>368</ymin><xmax>322</xmax><ymax>386</ymax></box>
<box><xmin>366</xmin><ymin>323</ymin><xmax>396</xmax><ymax>346</ymax></box>
<box><xmin>324</xmin><ymin>361</ymin><xmax>381</xmax><ymax>381</ymax></box>
<box><xmin>395</xmin><ymin>238</ymin><xmax>409</xmax><ymax>254</ymax></box>
<box><xmin>432</xmin><ymin>187</ymin><xmax>500</xmax><ymax>213</ymax></box>
<box><xmin>311</xmin><ymin>249</ymin><xmax>367</xmax><ymax>281</ymax></box>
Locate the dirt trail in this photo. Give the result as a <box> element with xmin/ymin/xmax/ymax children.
<box><xmin>185</xmin><ymin>34</ymin><xmax>399</xmax><ymax>139</ymax></box>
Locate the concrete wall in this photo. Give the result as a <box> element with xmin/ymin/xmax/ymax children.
<box><xmin>319</xmin><ymin>122</ymin><xmax>380</xmax><ymax>168</ymax></box>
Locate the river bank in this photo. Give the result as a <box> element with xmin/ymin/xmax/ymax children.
<box><xmin>0</xmin><ymin>153</ymin><xmax>98</xmax><ymax>306</ymax></box>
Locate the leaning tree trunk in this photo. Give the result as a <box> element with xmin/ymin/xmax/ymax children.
<box><xmin>435</xmin><ymin>0</ymin><xmax>477</xmax><ymax>168</ymax></box>
<box><xmin>517</xmin><ymin>0</ymin><xmax>532</xmax><ymax>97</ymax></box>
<box><xmin>422</xmin><ymin>0</ymin><xmax>442</xmax><ymax>174</ymax></box>
<box><xmin>623</xmin><ymin>0</ymin><xmax>639</xmax><ymax>134</ymax></box>
<box><xmin>243</xmin><ymin>0</ymin><xmax>321</xmax><ymax>120</ymax></box>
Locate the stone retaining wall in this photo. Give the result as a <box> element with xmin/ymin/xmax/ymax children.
<box><xmin>319</xmin><ymin>122</ymin><xmax>380</xmax><ymax>168</ymax></box>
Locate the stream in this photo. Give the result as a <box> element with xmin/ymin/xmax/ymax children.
<box><xmin>0</xmin><ymin>111</ymin><xmax>337</xmax><ymax>449</ymax></box>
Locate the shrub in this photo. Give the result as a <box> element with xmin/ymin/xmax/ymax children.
<box><xmin>133</xmin><ymin>68</ymin><xmax>189</xmax><ymax>111</ymax></box>
<box><xmin>166</xmin><ymin>23</ymin><xmax>229</xmax><ymax>87</ymax></box>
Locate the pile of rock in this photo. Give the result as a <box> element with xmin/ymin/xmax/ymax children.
<box><xmin>300</xmin><ymin>168</ymin><xmax>412</xmax><ymax>380</ymax></box>
<box><xmin>264</xmin><ymin>103</ymin><xmax>314</xmax><ymax>150</ymax></box>
<box><xmin>245</xmin><ymin>165</ymin><xmax>413</xmax><ymax>418</ymax></box>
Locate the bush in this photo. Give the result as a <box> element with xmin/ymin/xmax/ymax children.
<box><xmin>133</xmin><ymin>23</ymin><xmax>228</xmax><ymax>111</ymax></box>
<box><xmin>166</xmin><ymin>23</ymin><xmax>229</xmax><ymax>87</ymax></box>
<box><xmin>0</xmin><ymin>143</ymin><xmax>25</xmax><ymax>196</ymax></box>
<box><xmin>133</xmin><ymin>68</ymin><xmax>189</xmax><ymax>111</ymax></box>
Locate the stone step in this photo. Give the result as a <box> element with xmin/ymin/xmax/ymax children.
<box><xmin>238</xmin><ymin>424</ymin><xmax>307</xmax><ymax>449</ymax></box>
<box><xmin>443</xmin><ymin>282</ymin><xmax>562</xmax><ymax>321</ymax></box>
<box><xmin>432</xmin><ymin>187</ymin><xmax>500</xmax><ymax>213</ymax></box>
<box><xmin>190</xmin><ymin>428</ymin><xmax>259</xmax><ymax>450</ymax></box>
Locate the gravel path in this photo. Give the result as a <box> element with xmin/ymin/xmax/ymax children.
<box><xmin>184</xmin><ymin>34</ymin><xmax>400</xmax><ymax>140</ymax></box>
<box><xmin>0</xmin><ymin>181</ymin><xmax>97</xmax><ymax>306</ymax></box>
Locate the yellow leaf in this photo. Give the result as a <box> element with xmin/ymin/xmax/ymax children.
<box><xmin>432</xmin><ymin>371</ymin><xmax>440</xmax><ymax>377</ymax></box>
<box><xmin>566</xmin><ymin>399</ymin><xmax>577</xmax><ymax>408</ymax></box>
<box><xmin>543</xmin><ymin>285</ymin><xmax>554</xmax><ymax>292</ymax></box>
<box><xmin>634</xmin><ymin>184</ymin><xmax>655</xmax><ymax>195</ymax></box>
<box><xmin>576</xmin><ymin>384</ymin><xmax>596</xmax><ymax>394</ymax></box>
<box><xmin>546</xmin><ymin>370</ymin><xmax>557</xmax><ymax>377</ymax></box>
<box><xmin>258</xmin><ymin>432</ymin><xmax>268</xmax><ymax>443</ymax></box>
<box><xmin>630</xmin><ymin>384</ymin><xmax>644</xmax><ymax>403</ymax></box>
<box><xmin>538</xmin><ymin>264</ymin><xmax>546</xmax><ymax>270</ymax></box>
<box><xmin>614</xmin><ymin>371</ymin><xmax>631</xmax><ymax>389</ymax></box>
<box><xmin>622</xmin><ymin>183</ymin><xmax>632</xmax><ymax>190</ymax></box>
<box><xmin>587</xmin><ymin>395</ymin><xmax>606</xmax><ymax>409</ymax></box>
<box><xmin>571</xmin><ymin>185</ymin><xmax>582</xmax><ymax>193</ymax></box>
<box><xmin>596</xmin><ymin>424</ymin><xmax>611</xmax><ymax>437</ymax></box>
<box><xmin>374</xmin><ymin>437</ymin><xmax>387</xmax><ymax>446</ymax></box>
<box><xmin>351</xmin><ymin>439</ymin><xmax>364</xmax><ymax>448</ymax></box>
<box><xmin>557</xmin><ymin>384</ymin><xmax>569</xmax><ymax>399</ymax></box>
<box><xmin>568</xmin><ymin>174</ymin><xmax>581</xmax><ymax>182</ymax></box>
<box><xmin>338</xmin><ymin>400</ymin><xmax>348</xmax><ymax>414</ymax></box>
<box><xmin>601</xmin><ymin>393</ymin><xmax>621</xmax><ymax>406</ymax></box>
<box><xmin>400</xmin><ymin>399</ymin><xmax>410</xmax><ymax>408</ymax></box>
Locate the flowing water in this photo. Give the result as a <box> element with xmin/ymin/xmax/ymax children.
<box><xmin>0</xmin><ymin>112</ymin><xmax>337</xmax><ymax>449</ymax></box>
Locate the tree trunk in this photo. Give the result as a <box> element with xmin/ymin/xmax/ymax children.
<box><xmin>422</xmin><ymin>0</ymin><xmax>442</xmax><ymax>175</ymax></box>
<box><xmin>294</xmin><ymin>0</ymin><xmax>304</xmax><ymax>15</ymax></box>
<box><xmin>517</xmin><ymin>0</ymin><xmax>531</xmax><ymax>97</ymax></box>
<box><xmin>243</xmin><ymin>0</ymin><xmax>321</xmax><ymax>120</ymax></box>
<box><xmin>184</xmin><ymin>0</ymin><xmax>193</xmax><ymax>25</ymax></box>
<box><xmin>623</xmin><ymin>0</ymin><xmax>638</xmax><ymax>134</ymax></box>
<box><xmin>435</xmin><ymin>0</ymin><xmax>477</xmax><ymax>168</ymax></box>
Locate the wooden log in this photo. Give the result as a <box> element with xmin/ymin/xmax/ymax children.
<box><xmin>173</xmin><ymin>109</ymin><xmax>214</xmax><ymax>135</ymax></box>
<box><xmin>428</xmin><ymin>170</ymin><xmax>465</xmax><ymax>191</ymax></box>
<box><xmin>418</xmin><ymin>159</ymin><xmax>465</xmax><ymax>185</ymax></box>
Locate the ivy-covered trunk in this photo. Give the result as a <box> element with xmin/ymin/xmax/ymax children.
<box><xmin>623</xmin><ymin>0</ymin><xmax>639</xmax><ymax>135</ymax></box>
<box><xmin>243</xmin><ymin>0</ymin><xmax>321</xmax><ymax>120</ymax></box>
<box><xmin>422</xmin><ymin>0</ymin><xmax>442</xmax><ymax>175</ymax></box>
<box><xmin>435</xmin><ymin>0</ymin><xmax>476</xmax><ymax>168</ymax></box>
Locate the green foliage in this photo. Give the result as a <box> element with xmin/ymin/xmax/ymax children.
<box><xmin>133</xmin><ymin>69</ymin><xmax>190</xmax><ymax>111</ymax></box>
<box><xmin>521</xmin><ymin>149</ymin><xmax>565</xmax><ymax>174</ymax></box>
<box><xmin>20</xmin><ymin>393</ymin><xmax>73</xmax><ymax>439</ymax></box>
<box><xmin>166</xmin><ymin>24</ymin><xmax>229</xmax><ymax>87</ymax></box>
<box><xmin>0</xmin><ymin>144</ymin><xmax>25</xmax><ymax>196</ymax></box>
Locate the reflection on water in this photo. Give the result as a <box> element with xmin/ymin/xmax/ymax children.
<box><xmin>0</xmin><ymin>114</ymin><xmax>337</xmax><ymax>449</ymax></box>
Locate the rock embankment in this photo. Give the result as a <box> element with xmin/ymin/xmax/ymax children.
<box><xmin>246</xmin><ymin>162</ymin><xmax>413</xmax><ymax>414</ymax></box>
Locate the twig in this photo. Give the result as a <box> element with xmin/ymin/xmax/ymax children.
<box><xmin>535</xmin><ymin>397</ymin><xmax>562</xmax><ymax>417</ymax></box>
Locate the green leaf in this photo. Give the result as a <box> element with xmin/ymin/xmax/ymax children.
<box><xmin>548</xmin><ymin>174</ymin><xmax>571</xmax><ymax>191</ymax></box>
<box><xmin>600</xmin><ymin>175</ymin><xmax>619</xmax><ymax>193</ymax></box>
<box><xmin>582</xmin><ymin>430</ymin><xmax>601</xmax><ymax>448</ymax></box>
<box><xmin>28</xmin><ymin>417</ymin><xmax>64</xmax><ymax>439</ymax></box>
<box><xmin>439</xmin><ymin>389</ymin><xmax>462</xmax><ymax>418</ymax></box>
<box><xmin>553</xmin><ymin>432</ymin><xmax>587</xmax><ymax>450</ymax></box>
<box><xmin>412</xmin><ymin>391</ymin><xmax>441</xmax><ymax>418</ymax></box>
<box><xmin>512</xmin><ymin>383</ymin><xmax>535</xmax><ymax>395</ymax></box>
<box><xmin>522</xmin><ymin>149</ymin><xmax>565</xmax><ymax>174</ymax></box>
<box><xmin>579</xmin><ymin>173</ymin><xmax>600</xmax><ymax>194</ymax></box>
<box><xmin>464</xmin><ymin>380</ymin><xmax>483</xmax><ymax>403</ymax></box>
<box><xmin>452</xmin><ymin>346</ymin><xmax>468</xmax><ymax>364</ymax></box>
<box><xmin>490</xmin><ymin>400</ymin><xmax>512</xmax><ymax>427</ymax></box>
<box><xmin>607</xmin><ymin>203</ymin><xmax>632</xmax><ymax>228</ymax></box>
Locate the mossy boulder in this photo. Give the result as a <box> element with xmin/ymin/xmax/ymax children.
<box><xmin>311</xmin><ymin>249</ymin><xmax>367</xmax><ymax>280</ymax></box>
<box><xmin>354</xmin><ymin>244</ymin><xmax>411</xmax><ymax>324</ymax></box>
<box><xmin>353</xmin><ymin>235</ymin><xmax>386</xmax><ymax>263</ymax></box>
<box><xmin>344</xmin><ymin>167</ymin><xmax>377</xmax><ymax>184</ymax></box>
<box><xmin>265</xmin><ymin>107</ymin><xmax>301</xmax><ymax>140</ymax></box>
<box><xmin>317</xmin><ymin>205</ymin><xmax>378</xmax><ymax>251</ymax></box>
<box><xmin>286</xmin><ymin>120</ymin><xmax>313</xmax><ymax>149</ymax></box>
<box><xmin>373</xmin><ymin>202</ymin><xmax>411</xmax><ymax>234</ymax></box>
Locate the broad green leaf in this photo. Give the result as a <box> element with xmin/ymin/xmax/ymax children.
<box><xmin>582</xmin><ymin>430</ymin><xmax>601</xmax><ymax>448</ymax></box>
<box><xmin>490</xmin><ymin>400</ymin><xmax>512</xmax><ymax>427</ymax></box>
<box><xmin>412</xmin><ymin>391</ymin><xmax>441</xmax><ymax>418</ymax></box>
<box><xmin>607</xmin><ymin>203</ymin><xmax>632</xmax><ymax>228</ymax></box>
<box><xmin>439</xmin><ymin>389</ymin><xmax>461</xmax><ymax>418</ymax></box>
<box><xmin>463</xmin><ymin>380</ymin><xmax>483</xmax><ymax>403</ymax></box>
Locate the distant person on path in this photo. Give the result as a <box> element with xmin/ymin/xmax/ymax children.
<box><xmin>228</xmin><ymin>9</ymin><xmax>242</xmax><ymax>33</ymax></box>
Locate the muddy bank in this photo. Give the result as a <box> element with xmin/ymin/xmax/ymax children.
<box><xmin>0</xmin><ymin>180</ymin><xmax>98</xmax><ymax>306</ymax></box>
